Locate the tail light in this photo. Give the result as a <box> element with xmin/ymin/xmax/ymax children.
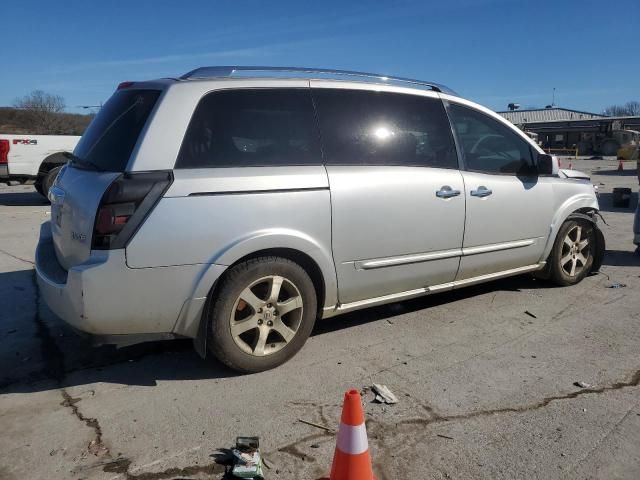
<box><xmin>92</xmin><ymin>171</ymin><xmax>173</xmax><ymax>250</ymax></box>
<box><xmin>0</xmin><ymin>139</ymin><xmax>9</xmax><ymax>164</ymax></box>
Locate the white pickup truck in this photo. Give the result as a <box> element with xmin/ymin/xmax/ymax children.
<box><xmin>0</xmin><ymin>134</ymin><xmax>81</xmax><ymax>197</ymax></box>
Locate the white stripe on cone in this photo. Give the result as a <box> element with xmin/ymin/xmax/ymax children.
<box><xmin>336</xmin><ymin>422</ymin><xmax>369</xmax><ymax>455</ymax></box>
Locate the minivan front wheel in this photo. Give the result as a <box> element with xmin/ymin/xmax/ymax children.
<box><xmin>207</xmin><ymin>256</ymin><xmax>317</xmax><ymax>373</ymax></box>
<box><xmin>549</xmin><ymin>220</ymin><xmax>595</xmax><ymax>286</ymax></box>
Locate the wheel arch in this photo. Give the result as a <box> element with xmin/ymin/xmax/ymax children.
<box><xmin>37</xmin><ymin>152</ymin><xmax>69</xmax><ymax>176</ymax></box>
<box><xmin>539</xmin><ymin>195</ymin><xmax>605</xmax><ymax>274</ymax></box>
<box><xmin>180</xmin><ymin>232</ymin><xmax>338</xmax><ymax>358</ymax></box>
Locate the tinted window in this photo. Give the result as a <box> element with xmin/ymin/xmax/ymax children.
<box><xmin>176</xmin><ymin>89</ymin><xmax>321</xmax><ymax>168</ymax></box>
<box><xmin>312</xmin><ymin>89</ymin><xmax>458</xmax><ymax>168</ymax></box>
<box><xmin>74</xmin><ymin>89</ymin><xmax>160</xmax><ymax>172</ymax></box>
<box><xmin>448</xmin><ymin>104</ymin><xmax>536</xmax><ymax>175</ymax></box>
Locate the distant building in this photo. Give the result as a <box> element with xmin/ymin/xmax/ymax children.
<box><xmin>497</xmin><ymin>107</ymin><xmax>605</xmax><ymax>124</ymax></box>
<box><xmin>497</xmin><ymin>106</ymin><xmax>640</xmax><ymax>155</ymax></box>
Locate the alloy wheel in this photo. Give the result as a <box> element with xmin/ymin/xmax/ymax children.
<box><xmin>560</xmin><ymin>225</ymin><xmax>591</xmax><ymax>277</ymax></box>
<box><xmin>229</xmin><ymin>275</ymin><xmax>304</xmax><ymax>356</ymax></box>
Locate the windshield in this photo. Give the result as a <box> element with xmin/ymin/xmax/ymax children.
<box><xmin>73</xmin><ymin>89</ymin><xmax>160</xmax><ymax>172</ymax></box>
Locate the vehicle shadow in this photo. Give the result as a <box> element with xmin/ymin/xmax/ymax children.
<box><xmin>593</xmin><ymin>168</ymin><xmax>638</xmax><ymax>176</ymax></box>
<box><xmin>601</xmin><ymin>249</ymin><xmax>640</xmax><ymax>267</ymax></box>
<box><xmin>0</xmin><ymin>268</ymin><xmax>238</xmax><ymax>395</ymax></box>
<box><xmin>0</xmin><ymin>267</ymin><xmax>551</xmax><ymax>395</ymax></box>
<box><xmin>312</xmin><ymin>274</ymin><xmax>549</xmax><ymax>336</ymax></box>
<box><xmin>0</xmin><ymin>190</ymin><xmax>49</xmax><ymax>206</ymax></box>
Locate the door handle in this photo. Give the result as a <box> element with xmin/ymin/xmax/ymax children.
<box><xmin>436</xmin><ymin>186</ymin><xmax>461</xmax><ymax>199</ymax></box>
<box><xmin>470</xmin><ymin>186</ymin><xmax>493</xmax><ymax>197</ymax></box>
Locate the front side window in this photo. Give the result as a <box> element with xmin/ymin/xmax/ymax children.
<box><xmin>312</xmin><ymin>89</ymin><xmax>458</xmax><ymax>168</ymax></box>
<box><xmin>176</xmin><ymin>89</ymin><xmax>322</xmax><ymax>168</ymax></box>
<box><xmin>448</xmin><ymin>103</ymin><xmax>536</xmax><ymax>175</ymax></box>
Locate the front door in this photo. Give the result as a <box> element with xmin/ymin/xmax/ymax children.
<box><xmin>311</xmin><ymin>85</ymin><xmax>466</xmax><ymax>303</ymax></box>
<box><xmin>447</xmin><ymin>101</ymin><xmax>555</xmax><ymax>280</ymax></box>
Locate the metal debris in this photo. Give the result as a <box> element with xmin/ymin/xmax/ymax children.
<box><xmin>606</xmin><ymin>282</ymin><xmax>627</xmax><ymax>289</ymax></box>
<box><xmin>372</xmin><ymin>384</ymin><xmax>399</xmax><ymax>404</ymax></box>
<box><xmin>298</xmin><ymin>418</ymin><xmax>333</xmax><ymax>433</ymax></box>
<box><xmin>437</xmin><ymin>434</ymin><xmax>454</xmax><ymax>440</ymax></box>
<box><xmin>524</xmin><ymin>311</ymin><xmax>537</xmax><ymax>319</ymax></box>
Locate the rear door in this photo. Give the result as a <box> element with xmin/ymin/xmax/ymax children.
<box><xmin>446</xmin><ymin>101</ymin><xmax>554</xmax><ymax>280</ymax></box>
<box><xmin>311</xmin><ymin>85</ymin><xmax>466</xmax><ymax>304</ymax></box>
<box><xmin>50</xmin><ymin>88</ymin><xmax>161</xmax><ymax>269</ymax></box>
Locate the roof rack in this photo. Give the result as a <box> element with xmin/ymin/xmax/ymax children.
<box><xmin>179</xmin><ymin>66</ymin><xmax>457</xmax><ymax>96</ymax></box>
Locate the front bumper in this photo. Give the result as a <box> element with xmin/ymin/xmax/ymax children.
<box><xmin>35</xmin><ymin>222</ymin><xmax>218</xmax><ymax>340</ymax></box>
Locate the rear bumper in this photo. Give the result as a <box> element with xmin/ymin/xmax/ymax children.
<box><xmin>0</xmin><ymin>165</ymin><xmax>8</xmax><ymax>180</ymax></box>
<box><xmin>35</xmin><ymin>222</ymin><xmax>224</xmax><ymax>342</ymax></box>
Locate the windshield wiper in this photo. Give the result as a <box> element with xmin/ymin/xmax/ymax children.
<box><xmin>62</xmin><ymin>152</ymin><xmax>104</xmax><ymax>172</ymax></box>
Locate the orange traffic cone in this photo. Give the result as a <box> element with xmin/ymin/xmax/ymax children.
<box><xmin>618</xmin><ymin>160</ymin><xmax>624</xmax><ymax>171</ymax></box>
<box><xmin>328</xmin><ymin>389</ymin><xmax>376</xmax><ymax>480</ymax></box>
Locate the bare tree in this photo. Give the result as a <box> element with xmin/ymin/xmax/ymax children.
<box><xmin>603</xmin><ymin>101</ymin><xmax>640</xmax><ymax>117</ymax></box>
<box><xmin>13</xmin><ymin>90</ymin><xmax>67</xmax><ymax>134</ymax></box>
<box><xmin>624</xmin><ymin>101</ymin><xmax>640</xmax><ymax>116</ymax></box>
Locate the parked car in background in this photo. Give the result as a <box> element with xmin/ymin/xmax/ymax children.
<box><xmin>0</xmin><ymin>134</ymin><xmax>81</xmax><ymax>197</ymax></box>
<box><xmin>35</xmin><ymin>66</ymin><xmax>605</xmax><ymax>373</ymax></box>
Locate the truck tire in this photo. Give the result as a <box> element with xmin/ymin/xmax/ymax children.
<box><xmin>42</xmin><ymin>166</ymin><xmax>62</xmax><ymax>197</ymax></box>
<box><xmin>601</xmin><ymin>140</ymin><xmax>619</xmax><ymax>157</ymax></box>
<box><xmin>207</xmin><ymin>256</ymin><xmax>317</xmax><ymax>373</ymax></box>
<box><xmin>34</xmin><ymin>180</ymin><xmax>44</xmax><ymax>197</ymax></box>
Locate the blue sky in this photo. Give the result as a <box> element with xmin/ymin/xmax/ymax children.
<box><xmin>2</xmin><ymin>0</ymin><xmax>638</xmax><ymax>114</ymax></box>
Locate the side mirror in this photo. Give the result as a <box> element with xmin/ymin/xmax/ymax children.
<box><xmin>537</xmin><ymin>153</ymin><xmax>555</xmax><ymax>175</ymax></box>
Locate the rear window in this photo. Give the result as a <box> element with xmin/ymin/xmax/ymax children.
<box><xmin>175</xmin><ymin>89</ymin><xmax>322</xmax><ymax>168</ymax></box>
<box><xmin>73</xmin><ymin>89</ymin><xmax>160</xmax><ymax>172</ymax></box>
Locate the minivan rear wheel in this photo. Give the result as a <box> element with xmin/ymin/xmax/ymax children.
<box><xmin>207</xmin><ymin>256</ymin><xmax>317</xmax><ymax>373</ymax></box>
<box><xmin>549</xmin><ymin>220</ymin><xmax>595</xmax><ymax>286</ymax></box>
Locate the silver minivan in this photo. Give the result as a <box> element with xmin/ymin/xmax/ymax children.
<box><xmin>36</xmin><ymin>66</ymin><xmax>605</xmax><ymax>372</ymax></box>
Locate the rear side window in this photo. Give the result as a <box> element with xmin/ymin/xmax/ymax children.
<box><xmin>74</xmin><ymin>89</ymin><xmax>160</xmax><ymax>172</ymax></box>
<box><xmin>176</xmin><ymin>89</ymin><xmax>322</xmax><ymax>168</ymax></box>
<box><xmin>448</xmin><ymin>103</ymin><xmax>536</xmax><ymax>175</ymax></box>
<box><xmin>312</xmin><ymin>89</ymin><xmax>458</xmax><ymax>168</ymax></box>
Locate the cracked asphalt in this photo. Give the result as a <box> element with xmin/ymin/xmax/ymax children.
<box><xmin>1</xmin><ymin>158</ymin><xmax>639</xmax><ymax>480</ymax></box>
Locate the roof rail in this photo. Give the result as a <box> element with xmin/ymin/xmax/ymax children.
<box><xmin>180</xmin><ymin>65</ymin><xmax>457</xmax><ymax>95</ymax></box>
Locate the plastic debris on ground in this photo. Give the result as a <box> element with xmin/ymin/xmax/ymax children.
<box><xmin>574</xmin><ymin>381</ymin><xmax>593</xmax><ymax>389</ymax></box>
<box><xmin>232</xmin><ymin>437</ymin><xmax>264</xmax><ymax>479</ymax></box>
<box><xmin>606</xmin><ymin>282</ymin><xmax>627</xmax><ymax>288</ymax></box>
<box><xmin>372</xmin><ymin>384</ymin><xmax>399</xmax><ymax>404</ymax></box>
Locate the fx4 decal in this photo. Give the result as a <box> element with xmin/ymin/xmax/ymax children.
<box><xmin>12</xmin><ymin>139</ymin><xmax>38</xmax><ymax>145</ymax></box>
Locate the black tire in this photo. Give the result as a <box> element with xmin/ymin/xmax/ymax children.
<box><xmin>549</xmin><ymin>220</ymin><xmax>595</xmax><ymax>286</ymax></box>
<box><xmin>42</xmin><ymin>166</ymin><xmax>62</xmax><ymax>196</ymax></box>
<box><xmin>34</xmin><ymin>179</ymin><xmax>44</xmax><ymax>197</ymax></box>
<box><xmin>207</xmin><ymin>256</ymin><xmax>317</xmax><ymax>373</ymax></box>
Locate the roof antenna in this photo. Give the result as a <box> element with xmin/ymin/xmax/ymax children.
<box><xmin>552</xmin><ymin>87</ymin><xmax>556</xmax><ymax>107</ymax></box>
